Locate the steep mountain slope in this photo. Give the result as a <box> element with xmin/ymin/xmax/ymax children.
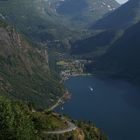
<box><xmin>71</xmin><ymin>30</ymin><xmax>122</xmax><ymax>56</ymax></box>
<box><xmin>48</xmin><ymin>0</ymin><xmax>119</xmax><ymax>27</ymax></box>
<box><xmin>0</xmin><ymin>0</ymin><xmax>120</xmax><ymax>46</ymax></box>
<box><xmin>0</xmin><ymin>0</ymin><xmax>76</xmax><ymax>43</ymax></box>
<box><xmin>71</xmin><ymin>0</ymin><xmax>140</xmax><ymax>57</ymax></box>
<box><xmin>95</xmin><ymin>21</ymin><xmax>140</xmax><ymax>83</ymax></box>
<box><xmin>71</xmin><ymin>0</ymin><xmax>140</xmax><ymax>84</ymax></box>
<box><xmin>92</xmin><ymin>0</ymin><xmax>140</xmax><ymax>29</ymax></box>
<box><xmin>0</xmin><ymin>20</ymin><xmax>65</xmax><ymax>109</ymax></box>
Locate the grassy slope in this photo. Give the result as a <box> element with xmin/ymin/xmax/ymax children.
<box><xmin>0</xmin><ymin>95</ymin><xmax>108</xmax><ymax>140</ymax></box>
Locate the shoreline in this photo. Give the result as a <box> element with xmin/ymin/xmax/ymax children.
<box><xmin>48</xmin><ymin>91</ymin><xmax>70</xmax><ymax>111</ymax></box>
<box><xmin>62</xmin><ymin>73</ymin><xmax>92</xmax><ymax>82</ymax></box>
<box><xmin>48</xmin><ymin>73</ymin><xmax>92</xmax><ymax>111</ymax></box>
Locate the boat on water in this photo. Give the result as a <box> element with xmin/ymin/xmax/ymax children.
<box><xmin>61</xmin><ymin>106</ymin><xmax>64</xmax><ymax>110</ymax></box>
<box><xmin>89</xmin><ymin>86</ymin><xmax>94</xmax><ymax>92</ymax></box>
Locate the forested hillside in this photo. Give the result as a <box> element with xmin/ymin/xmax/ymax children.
<box><xmin>95</xmin><ymin>21</ymin><xmax>140</xmax><ymax>83</ymax></box>
<box><xmin>0</xmin><ymin>95</ymin><xmax>108</xmax><ymax>140</ymax></box>
<box><xmin>71</xmin><ymin>0</ymin><xmax>140</xmax><ymax>84</ymax></box>
<box><xmin>0</xmin><ymin>20</ymin><xmax>65</xmax><ymax>109</ymax></box>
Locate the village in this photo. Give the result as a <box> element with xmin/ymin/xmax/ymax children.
<box><xmin>57</xmin><ymin>59</ymin><xmax>91</xmax><ymax>81</ymax></box>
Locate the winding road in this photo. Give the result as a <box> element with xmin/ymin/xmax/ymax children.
<box><xmin>45</xmin><ymin>93</ymin><xmax>77</xmax><ymax>135</ymax></box>
<box><xmin>43</xmin><ymin>121</ymin><xmax>77</xmax><ymax>134</ymax></box>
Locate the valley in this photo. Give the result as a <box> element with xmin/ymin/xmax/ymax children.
<box><xmin>0</xmin><ymin>0</ymin><xmax>140</xmax><ymax>140</ymax></box>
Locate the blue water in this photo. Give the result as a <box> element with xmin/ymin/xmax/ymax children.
<box><xmin>55</xmin><ymin>76</ymin><xmax>140</xmax><ymax>140</ymax></box>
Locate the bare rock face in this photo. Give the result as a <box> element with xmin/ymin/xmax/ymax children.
<box><xmin>0</xmin><ymin>23</ymin><xmax>64</xmax><ymax>109</ymax></box>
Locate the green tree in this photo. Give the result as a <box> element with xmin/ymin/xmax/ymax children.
<box><xmin>0</xmin><ymin>96</ymin><xmax>38</xmax><ymax>140</ymax></box>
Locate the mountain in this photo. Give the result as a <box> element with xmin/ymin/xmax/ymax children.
<box><xmin>0</xmin><ymin>0</ymin><xmax>76</xmax><ymax>43</ymax></box>
<box><xmin>0</xmin><ymin>20</ymin><xmax>65</xmax><ymax>109</ymax></box>
<box><xmin>92</xmin><ymin>0</ymin><xmax>140</xmax><ymax>29</ymax></box>
<box><xmin>71</xmin><ymin>29</ymin><xmax>122</xmax><ymax>57</ymax></box>
<box><xmin>0</xmin><ymin>0</ymin><xmax>120</xmax><ymax>47</ymax></box>
<box><xmin>71</xmin><ymin>0</ymin><xmax>140</xmax><ymax>57</ymax></box>
<box><xmin>48</xmin><ymin>0</ymin><xmax>119</xmax><ymax>27</ymax></box>
<box><xmin>94</xmin><ymin>21</ymin><xmax>140</xmax><ymax>83</ymax></box>
<box><xmin>71</xmin><ymin>0</ymin><xmax>140</xmax><ymax>84</ymax></box>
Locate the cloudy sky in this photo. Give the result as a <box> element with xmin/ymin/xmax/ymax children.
<box><xmin>116</xmin><ymin>0</ymin><xmax>128</xmax><ymax>4</ymax></box>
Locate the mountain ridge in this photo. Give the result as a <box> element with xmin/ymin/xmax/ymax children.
<box><xmin>92</xmin><ymin>0</ymin><xmax>140</xmax><ymax>29</ymax></box>
<box><xmin>48</xmin><ymin>0</ymin><xmax>120</xmax><ymax>27</ymax></box>
<box><xmin>95</xmin><ymin>20</ymin><xmax>140</xmax><ymax>83</ymax></box>
<box><xmin>0</xmin><ymin>0</ymin><xmax>120</xmax><ymax>43</ymax></box>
